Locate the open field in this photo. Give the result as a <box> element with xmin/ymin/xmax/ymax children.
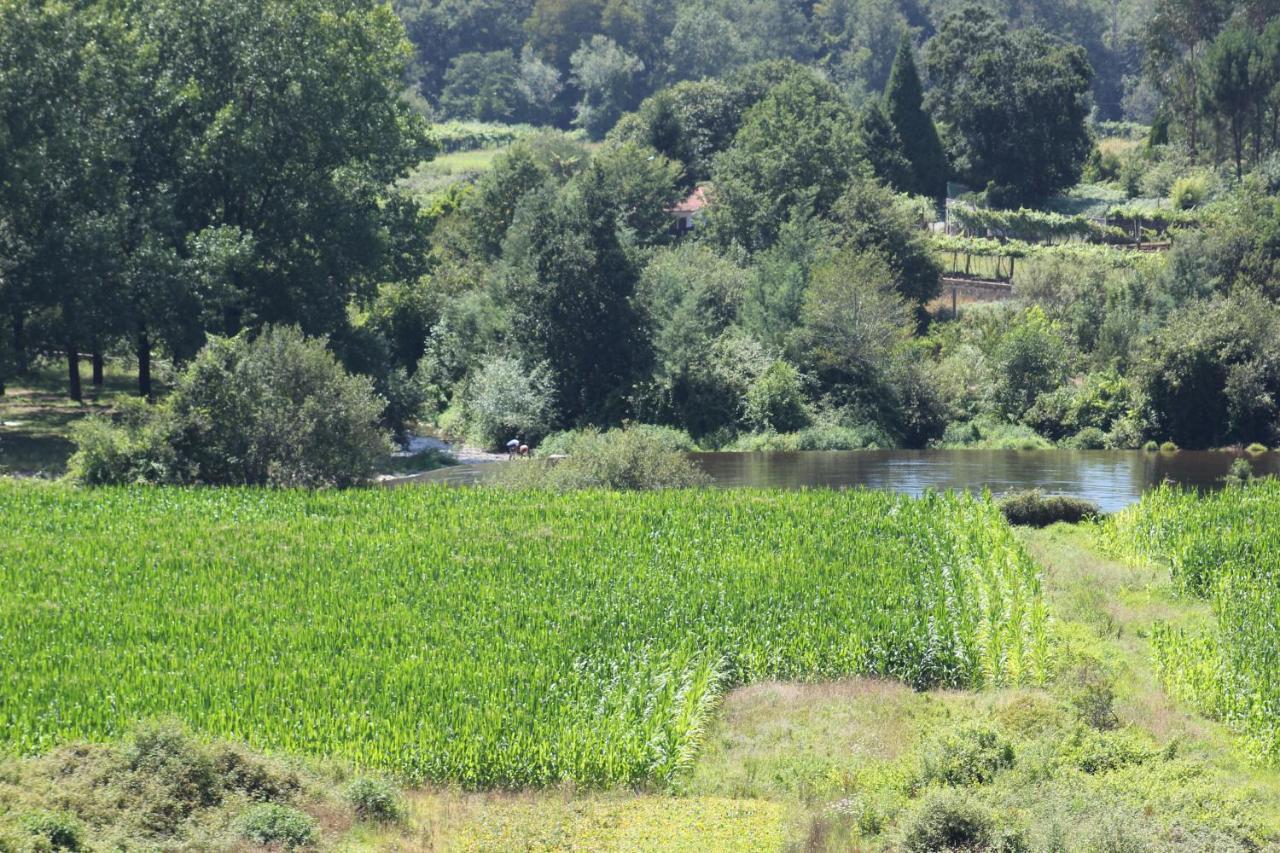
<box><xmin>5</xmin><ymin>511</ymin><xmax>1279</xmax><ymax>850</ymax></box>
<box><xmin>1105</xmin><ymin>481</ymin><xmax>1280</xmax><ymax>763</ymax></box>
<box><xmin>0</xmin><ymin>484</ymin><xmax>1047</xmax><ymax>788</ymax></box>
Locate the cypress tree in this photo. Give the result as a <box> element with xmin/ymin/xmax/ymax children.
<box><xmin>884</xmin><ymin>33</ymin><xmax>950</xmax><ymax>199</ymax></box>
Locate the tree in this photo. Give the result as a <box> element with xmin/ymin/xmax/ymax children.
<box><xmin>582</xmin><ymin>141</ymin><xmax>682</xmax><ymax>246</ymax></box>
<box><xmin>992</xmin><ymin>307</ymin><xmax>1070</xmax><ymax>421</ymax></box>
<box><xmin>440</xmin><ymin>50</ymin><xmax>520</xmax><ymax>120</ymax></box>
<box><xmin>1134</xmin><ymin>292</ymin><xmax>1280</xmax><ymax>448</ymax></box>
<box><xmin>853</xmin><ymin>101</ymin><xmax>915</xmax><ymax>194</ymax></box>
<box><xmin>525</xmin><ymin>0</ymin><xmax>604</xmax><ymax>70</ymax></box>
<box><xmin>792</xmin><ymin>248</ymin><xmax>912</xmax><ymax>413</ymax></box>
<box><xmin>924</xmin><ymin>4</ymin><xmax>1094</xmax><ymax>206</ymax></box>
<box><xmin>1201</xmin><ymin>23</ymin><xmax>1267</xmax><ymax>180</ymax></box>
<box><xmin>883</xmin><ymin>33</ymin><xmax>949</xmax><ymax>199</ymax></box>
<box><xmin>830</xmin><ymin>178</ymin><xmax>942</xmax><ymax>308</ymax></box>
<box><xmin>501</xmin><ymin>179</ymin><xmax>647</xmax><ymax>423</ymax></box>
<box><xmin>662</xmin><ymin>3</ymin><xmax>748</xmax><ymax>84</ymax></box>
<box><xmin>1143</xmin><ymin>0</ymin><xmax>1233</xmax><ymax>160</ymax></box>
<box><xmin>708</xmin><ymin>69</ymin><xmax>862</xmax><ymax>250</ymax></box>
<box><xmin>569</xmin><ymin>35</ymin><xmax>646</xmax><ymax>139</ymax></box>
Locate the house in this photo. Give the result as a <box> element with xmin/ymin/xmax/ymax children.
<box><xmin>668</xmin><ymin>185</ymin><xmax>709</xmax><ymax>236</ymax></box>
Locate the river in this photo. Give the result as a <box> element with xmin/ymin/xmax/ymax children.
<box><xmin>398</xmin><ymin>449</ymin><xmax>1280</xmax><ymax>513</ymax></box>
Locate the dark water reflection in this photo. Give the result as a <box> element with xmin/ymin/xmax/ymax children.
<box><xmin>402</xmin><ymin>449</ymin><xmax>1280</xmax><ymax>513</ymax></box>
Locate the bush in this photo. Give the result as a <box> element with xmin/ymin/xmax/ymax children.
<box><xmin>20</xmin><ymin>812</ymin><xmax>82</xmax><ymax>851</ymax></box>
<box><xmin>237</xmin><ymin>803</ymin><xmax>317</xmax><ymax>849</ymax></box>
<box><xmin>1170</xmin><ymin>173</ymin><xmax>1208</xmax><ymax>209</ymax></box>
<box><xmin>345</xmin><ymin>778</ymin><xmax>405</xmax><ymax>824</ymax></box>
<box><xmin>743</xmin><ymin>361</ymin><xmax>810</xmax><ymax>433</ymax></box>
<box><xmin>462</xmin><ymin>356</ymin><xmax>556</xmax><ymax>450</ymax></box>
<box><xmin>939</xmin><ymin>419</ymin><xmax>1053</xmax><ymax>450</ymax></box>
<box><xmin>998</xmin><ymin>490</ymin><xmax>1101</xmax><ymax>527</ymax></box>
<box><xmin>68</xmin><ymin>399</ymin><xmax>185</xmax><ymax>486</ymax></box>
<box><xmin>68</xmin><ymin>327</ymin><xmax>391</xmax><ymax>488</ymax></box>
<box><xmin>1143</xmin><ymin>440</ymin><xmax>1159</xmax><ymax>452</ymax></box>
<box><xmin>1159</xmin><ymin>441</ymin><xmax>1178</xmax><ymax>453</ymax></box>
<box><xmin>496</xmin><ymin>427</ymin><xmax>708</xmax><ymax>490</ymax></box>
<box><xmin>919</xmin><ymin>724</ymin><xmax>1015</xmax><ymax>787</ymax></box>
<box><xmin>725</xmin><ymin>423</ymin><xmax>891</xmax><ymax>452</ymax></box>
<box><xmin>1063</xmin><ymin>427</ymin><xmax>1107</xmax><ymax>450</ymax></box>
<box><xmin>1246</xmin><ymin>442</ymin><xmax>1267</xmax><ymax>454</ymax></box>
<box><xmin>538</xmin><ymin>425</ymin><xmax>698</xmax><ymax>457</ymax></box>
<box><xmin>900</xmin><ymin>789</ymin><xmax>1024</xmax><ymax>852</ymax></box>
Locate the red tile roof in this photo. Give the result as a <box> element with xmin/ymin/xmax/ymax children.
<box><xmin>669</xmin><ymin>185</ymin><xmax>709</xmax><ymax>215</ymax></box>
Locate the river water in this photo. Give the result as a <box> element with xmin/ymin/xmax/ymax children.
<box><xmin>401</xmin><ymin>449</ymin><xmax>1280</xmax><ymax>513</ymax></box>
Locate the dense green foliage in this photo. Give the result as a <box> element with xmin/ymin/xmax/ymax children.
<box><xmin>68</xmin><ymin>328</ymin><xmax>391</xmax><ymax>487</ymax></box>
<box><xmin>497</xmin><ymin>426</ymin><xmax>708</xmax><ymax>489</ymax></box>
<box><xmin>998</xmin><ymin>490</ymin><xmax>1102</xmax><ymax>527</ymax></box>
<box><xmin>0</xmin><ymin>484</ymin><xmax>1048</xmax><ymax>785</ymax></box>
<box><xmin>1106</xmin><ymin>481</ymin><xmax>1280</xmax><ymax>761</ymax></box>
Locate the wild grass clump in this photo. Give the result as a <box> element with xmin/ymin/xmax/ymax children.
<box><xmin>0</xmin><ymin>483</ymin><xmax>1048</xmax><ymax>787</ymax></box>
<box><xmin>498</xmin><ymin>427</ymin><xmax>708</xmax><ymax>490</ymax></box>
<box><xmin>1105</xmin><ymin>481</ymin><xmax>1280</xmax><ymax>762</ymax></box>
<box><xmin>998</xmin><ymin>490</ymin><xmax>1101</xmax><ymax>527</ymax></box>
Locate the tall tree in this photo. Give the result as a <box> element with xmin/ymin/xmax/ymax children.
<box><xmin>708</xmin><ymin>69</ymin><xmax>862</xmax><ymax>251</ymax></box>
<box><xmin>1202</xmin><ymin>22</ymin><xmax>1265</xmax><ymax>180</ymax></box>
<box><xmin>925</xmin><ymin>4</ymin><xmax>1094</xmax><ymax>206</ymax></box>
<box><xmin>1143</xmin><ymin>0</ymin><xmax>1232</xmax><ymax>160</ymax></box>
<box><xmin>883</xmin><ymin>32</ymin><xmax>949</xmax><ymax>199</ymax></box>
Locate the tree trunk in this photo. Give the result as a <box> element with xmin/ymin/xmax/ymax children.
<box><xmin>92</xmin><ymin>350</ymin><xmax>105</xmax><ymax>388</ymax></box>
<box><xmin>67</xmin><ymin>345</ymin><xmax>81</xmax><ymax>402</ymax></box>
<box><xmin>137</xmin><ymin>330</ymin><xmax>152</xmax><ymax>400</ymax></box>
<box><xmin>11</xmin><ymin>311</ymin><xmax>27</xmax><ymax>374</ymax></box>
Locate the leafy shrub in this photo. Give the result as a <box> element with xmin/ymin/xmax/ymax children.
<box><xmin>345</xmin><ymin>778</ymin><xmax>405</xmax><ymax>824</ymax></box>
<box><xmin>1058</xmin><ymin>727</ymin><xmax>1154</xmax><ymax>774</ymax></box>
<box><xmin>725</xmin><ymin>423</ymin><xmax>891</xmax><ymax>452</ymax></box>
<box><xmin>496</xmin><ymin>427</ymin><xmax>708</xmax><ymax>490</ymax></box>
<box><xmin>237</xmin><ymin>803</ymin><xmax>317</xmax><ymax>849</ymax></box>
<box><xmin>919</xmin><ymin>724</ymin><xmax>1015</xmax><ymax>787</ymax></box>
<box><xmin>213</xmin><ymin>745</ymin><xmax>300</xmax><ymax>802</ymax></box>
<box><xmin>743</xmin><ymin>361</ymin><xmax>810</xmax><ymax>432</ymax></box>
<box><xmin>68</xmin><ymin>327</ymin><xmax>391</xmax><ymax>488</ymax></box>
<box><xmin>998</xmin><ymin>490</ymin><xmax>1102</xmax><ymax>527</ymax></box>
<box><xmin>940</xmin><ymin>418</ymin><xmax>1053</xmax><ymax>450</ymax></box>
<box><xmin>1160</xmin><ymin>441</ymin><xmax>1178</xmax><ymax>453</ymax></box>
<box><xmin>68</xmin><ymin>399</ymin><xmax>185</xmax><ymax>486</ymax></box>
<box><xmin>20</xmin><ymin>812</ymin><xmax>82</xmax><ymax>851</ymax></box>
<box><xmin>462</xmin><ymin>356</ymin><xmax>556</xmax><ymax>450</ymax></box>
<box><xmin>1143</xmin><ymin>440</ymin><xmax>1159</xmax><ymax>452</ymax></box>
<box><xmin>1221</xmin><ymin>458</ymin><xmax>1254</xmax><ymax>486</ymax></box>
<box><xmin>1063</xmin><ymin>427</ymin><xmax>1107</xmax><ymax>449</ymax></box>
<box><xmin>119</xmin><ymin>721</ymin><xmax>224</xmax><ymax>833</ymax></box>
<box><xmin>538</xmin><ymin>424</ymin><xmax>698</xmax><ymax>457</ymax></box>
<box><xmin>1170</xmin><ymin>173</ymin><xmax>1208</xmax><ymax>209</ymax></box>
<box><xmin>900</xmin><ymin>789</ymin><xmax>1024</xmax><ymax>852</ymax></box>
<box><xmin>1246</xmin><ymin>442</ymin><xmax>1268</xmax><ymax>454</ymax></box>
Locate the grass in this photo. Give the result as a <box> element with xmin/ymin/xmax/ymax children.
<box><xmin>0</xmin><ymin>483</ymin><xmax>1047</xmax><ymax>787</ymax></box>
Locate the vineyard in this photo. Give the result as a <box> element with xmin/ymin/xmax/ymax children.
<box><xmin>0</xmin><ymin>483</ymin><xmax>1048</xmax><ymax>787</ymax></box>
<box><xmin>1104</xmin><ymin>481</ymin><xmax>1280</xmax><ymax>762</ymax></box>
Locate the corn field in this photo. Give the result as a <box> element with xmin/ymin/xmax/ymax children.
<box><xmin>0</xmin><ymin>483</ymin><xmax>1048</xmax><ymax>786</ymax></box>
<box><xmin>1105</xmin><ymin>481</ymin><xmax>1280</xmax><ymax>762</ymax></box>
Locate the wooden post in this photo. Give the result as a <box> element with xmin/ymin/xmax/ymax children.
<box><xmin>952</xmin><ymin>286</ymin><xmax>958</xmax><ymax>319</ymax></box>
